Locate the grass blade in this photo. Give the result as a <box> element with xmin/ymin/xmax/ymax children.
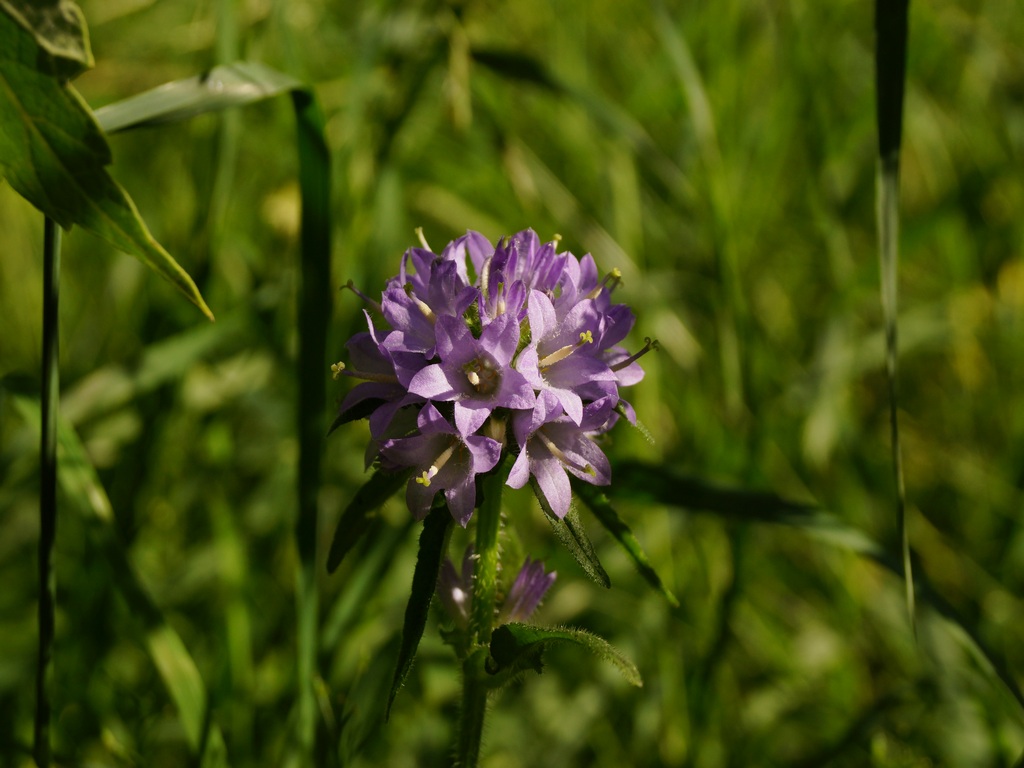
<box><xmin>292</xmin><ymin>86</ymin><xmax>332</xmax><ymax>763</ymax></box>
<box><xmin>93</xmin><ymin>62</ymin><xmax>302</xmax><ymax>134</ymax></box>
<box><xmin>875</xmin><ymin>0</ymin><xmax>914</xmax><ymax>628</ymax></box>
<box><xmin>573</xmin><ymin>481</ymin><xmax>679</xmax><ymax>607</ymax></box>
<box><xmin>386</xmin><ymin>503</ymin><xmax>452</xmax><ymax>720</ymax></box>
<box><xmin>33</xmin><ymin>216</ymin><xmax>60</xmax><ymax>768</ymax></box>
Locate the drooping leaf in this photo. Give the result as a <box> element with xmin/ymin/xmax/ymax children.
<box><xmin>573</xmin><ymin>481</ymin><xmax>679</xmax><ymax>607</ymax></box>
<box><xmin>93</xmin><ymin>62</ymin><xmax>303</xmax><ymax>134</ymax></box>
<box><xmin>326</xmin><ymin>468</ymin><xmax>413</xmax><ymax>573</ymax></box>
<box><xmin>488</xmin><ymin>623</ymin><xmax>641</xmax><ymax>687</ymax></box>
<box><xmin>0</xmin><ymin>0</ymin><xmax>92</xmax><ymax>79</ymax></box>
<box><xmin>531</xmin><ymin>479</ymin><xmax>610</xmax><ymax>588</ymax></box>
<box><xmin>386</xmin><ymin>502</ymin><xmax>452</xmax><ymax>720</ymax></box>
<box><xmin>0</xmin><ymin>12</ymin><xmax>212</xmax><ymax>319</ymax></box>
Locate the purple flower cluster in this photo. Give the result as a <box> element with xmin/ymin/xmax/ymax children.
<box><xmin>334</xmin><ymin>229</ymin><xmax>651</xmax><ymax>525</ymax></box>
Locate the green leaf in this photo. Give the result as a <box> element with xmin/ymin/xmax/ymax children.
<box><xmin>0</xmin><ymin>0</ymin><xmax>93</xmax><ymax>79</ymax></box>
<box><xmin>386</xmin><ymin>502</ymin><xmax>452</xmax><ymax>720</ymax></box>
<box><xmin>93</xmin><ymin>62</ymin><xmax>303</xmax><ymax>134</ymax></box>
<box><xmin>326</xmin><ymin>468</ymin><xmax>413</xmax><ymax>574</ymax></box>
<box><xmin>488</xmin><ymin>623</ymin><xmax>642</xmax><ymax>687</ymax></box>
<box><xmin>531</xmin><ymin>479</ymin><xmax>610</xmax><ymax>588</ymax></box>
<box><xmin>573</xmin><ymin>481</ymin><xmax>679</xmax><ymax>607</ymax></box>
<box><xmin>0</xmin><ymin>12</ymin><xmax>213</xmax><ymax>319</ymax></box>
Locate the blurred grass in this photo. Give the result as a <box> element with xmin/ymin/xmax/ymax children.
<box><xmin>2</xmin><ymin>0</ymin><xmax>1024</xmax><ymax>765</ymax></box>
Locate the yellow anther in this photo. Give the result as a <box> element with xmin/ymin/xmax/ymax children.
<box><xmin>552</xmin><ymin>233</ymin><xmax>562</xmax><ymax>242</ymax></box>
<box><xmin>415</xmin><ymin>470</ymin><xmax>432</xmax><ymax>487</ymax></box>
<box><xmin>579</xmin><ymin>330</ymin><xmax>594</xmax><ymax>345</ymax></box>
<box><xmin>610</xmin><ymin>267</ymin><xmax>622</xmax><ymax>280</ymax></box>
<box><xmin>331</xmin><ymin>361</ymin><xmax>346</xmax><ymax>380</ymax></box>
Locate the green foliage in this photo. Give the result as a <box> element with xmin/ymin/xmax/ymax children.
<box><xmin>3</xmin><ymin>0</ymin><xmax>1024</xmax><ymax>766</ymax></box>
<box><xmin>0</xmin><ymin>10</ymin><xmax>212</xmax><ymax>319</ymax></box>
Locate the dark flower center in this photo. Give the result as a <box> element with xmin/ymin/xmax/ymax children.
<box><xmin>463</xmin><ymin>356</ymin><xmax>500</xmax><ymax>395</ymax></box>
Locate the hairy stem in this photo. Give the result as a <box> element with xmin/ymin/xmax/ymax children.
<box><xmin>457</xmin><ymin>469</ymin><xmax>504</xmax><ymax>767</ymax></box>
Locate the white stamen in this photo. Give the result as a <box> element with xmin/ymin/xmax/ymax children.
<box><xmin>538</xmin><ymin>332</ymin><xmax>593</xmax><ymax>369</ymax></box>
<box><xmin>404</xmin><ymin>283</ymin><xmax>437</xmax><ymax>324</ymax></box>
<box><xmin>415</xmin><ymin>226</ymin><xmax>431</xmax><ymax>251</ymax></box>
<box><xmin>537</xmin><ymin>431</ymin><xmax>596</xmax><ymax>477</ymax></box>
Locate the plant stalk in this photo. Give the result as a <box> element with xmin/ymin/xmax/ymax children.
<box><xmin>34</xmin><ymin>216</ymin><xmax>61</xmax><ymax>768</ymax></box>
<box><xmin>457</xmin><ymin>469</ymin><xmax>504</xmax><ymax>767</ymax></box>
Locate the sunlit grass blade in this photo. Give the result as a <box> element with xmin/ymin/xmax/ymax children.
<box><xmin>93</xmin><ymin>62</ymin><xmax>302</xmax><ymax>133</ymax></box>
<box><xmin>386</xmin><ymin>502</ymin><xmax>452</xmax><ymax>721</ymax></box>
<box><xmin>532</xmin><ymin>481</ymin><xmax>610</xmax><ymax>588</ymax></box>
<box><xmin>875</xmin><ymin>0</ymin><xmax>914</xmax><ymax>630</ymax></box>
<box><xmin>488</xmin><ymin>623</ymin><xmax>642</xmax><ymax>688</ymax></box>
<box><xmin>572</xmin><ymin>481</ymin><xmax>679</xmax><ymax>607</ymax></box>
<box><xmin>326</xmin><ymin>468</ymin><xmax>414</xmax><ymax>573</ymax></box>
<box><xmin>8</xmin><ymin>393</ymin><xmax>228</xmax><ymax>754</ymax></box>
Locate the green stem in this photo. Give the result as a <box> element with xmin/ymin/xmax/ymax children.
<box><xmin>457</xmin><ymin>469</ymin><xmax>504</xmax><ymax>767</ymax></box>
<box><xmin>34</xmin><ymin>216</ymin><xmax>61</xmax><ymax>768</ymax></box>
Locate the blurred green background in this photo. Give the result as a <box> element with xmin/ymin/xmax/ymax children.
<box><xmin>3</xmin><ymin>0</ymin><xmax>1024</xmax><ymax>765</ymax></box>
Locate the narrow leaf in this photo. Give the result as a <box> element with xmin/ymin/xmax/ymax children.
<box><xmin>531</xmin><ymin>479</ymin><xmax>610</xmax><ymax>588</ymax></box>
<box><xmin>0</xmin><ymin>13</ymin><xmax>212</xmax><ymax>319</ymax></box>
<box><xmin>573</xmin><ymin>481</ymin><xmax>679</xmax><ymax>607</ymax></box>
<box><xmin>93</xmin><ymin>62</ymin><xmax>303</xmax><ymax>134</ymax></box>
<box><xmin>326</xmin><ymin>468</ymin><xmax>413</xmax><ymax>573</ymax></box>
<box><xmin>875</xmin><ymin>0</ymin><xmax>914</xmax><ymax>627</ymax></box>
<box><xmin>489</xmin><ymin>623</ymin><xmax>642</xmax><ymax>687</ymax></box>
<box><xmin>0</xmin><ymin>0</ymin><xmax>92</xmax><ymax>79</ymax></box>
<box><xmin>386</xmin><ymin>503</ymin><xmax>453</xmax><ymax>719</ymax></box>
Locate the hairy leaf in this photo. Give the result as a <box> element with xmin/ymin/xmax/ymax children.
<box><xmin>488</xmin><ymin>623</ymin><xmax>642</xmax><ymax>687</ymax></box>
<box><xmin>531</xmin><ymin>479</ymin><xmax>610</xmax><ymax>588</ymax></box>
<box><xmin>387</xmin><ymin>502</ymin><xmax>452</xmax><ymax>719</ymax></box>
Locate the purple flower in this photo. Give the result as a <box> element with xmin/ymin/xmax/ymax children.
<box><xmin>407</xmin><ymin>313</ymin><xmax>535</xmax><ymax>436</ymax></box>
<box><xmin>437</xmin><ymin>547</ymin><xmax>557</xmax><ymax>628</ymax></box>
<box><xmin>506</xmin><ymin>394</ymin><xmax>616</xmax><ymax>518</ymax></box>
<box><xmin>438</xmin><ymin>547</ymin><xmax>475</xmax><ymax>629</ymax></box>
<box><xmin>333</xmin><ymin>228</ymin><xmax>653</xmax><ymax>524</ymax></box>
<box><xmin>379</xmin><ymin>403</ymin><xmax>501</xmax><ymax>525</ymax></box>
<box><xmin>497</xmin><ymin>557</ymin><xmax>557</xmax><ymax>624</ymax></box>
